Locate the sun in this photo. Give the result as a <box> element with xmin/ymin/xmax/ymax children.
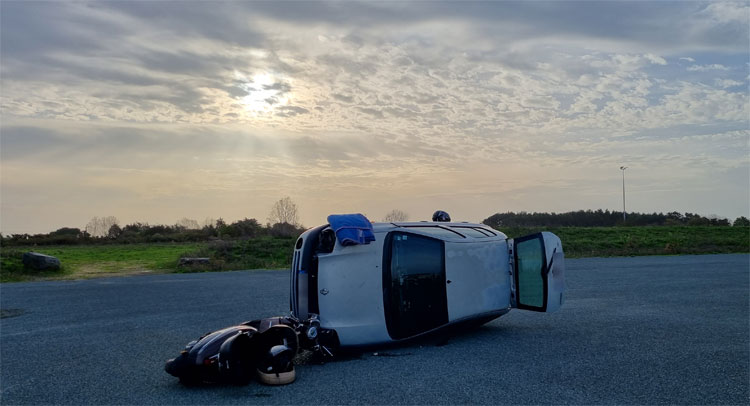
<box><xmin>235</xmin><ymin>72</ymin><xmax>290</xmax><ymax>114</ymax></box>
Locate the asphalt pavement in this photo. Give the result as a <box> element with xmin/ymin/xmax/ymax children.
<box><xmin>1</xmin><ymin>254</ymin><xmax>748</xmax><ymax>405</ymax></box>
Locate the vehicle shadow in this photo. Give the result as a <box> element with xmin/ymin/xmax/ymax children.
<box><xmin>297</xmin><ymin>320</ymin><xmax>512</xmax><ymax>366</ymax></box>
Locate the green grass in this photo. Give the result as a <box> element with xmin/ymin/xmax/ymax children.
<box><xmin>0</xmin><ymin>243</ymin><xmax>203</xmax><ymax>282</ymax></box>
<box><xmin>177</xmin><ymin>237</ymin><xmax>297</xmax><ymax>272</ymax></box>
<box><xmin>499</xmin><ymin>226</ymin><xmax>750</xmax><ymax>258</ymax></box>
<box><xmin>1</xmin><ymin>227</ymin><xmax>747</xmax><ymax>282</ymax></box>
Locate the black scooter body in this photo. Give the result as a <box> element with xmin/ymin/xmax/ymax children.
<box><xmin>165</xmin><ymin>317</ymin><xmax>298</xmax><ymax>385</ymax></box>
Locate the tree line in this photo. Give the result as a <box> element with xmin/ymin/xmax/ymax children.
<box><xmin>1</xmin><ymin>197</ymin><xmax>305</xmax><ymax>246</ymax></box>
<box><xmin>482</xmin><ymin>210</ymin><xmax>750</xmax><ymax>228</ymax></box>
<box><xmin>0</xmin><ymin>218</ymin><xmax>307</xmax><ymax>246</ymax></box>
<box><xmin>4</xmin><ymin>203</ymin><xmax>748</xmax><ymax>247</ymax></box>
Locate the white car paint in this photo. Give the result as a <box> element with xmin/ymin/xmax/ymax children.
<box><xmin>291</xmin><ymin>221</ymin><xmax>564</xmax><ymax>347</ymax></box>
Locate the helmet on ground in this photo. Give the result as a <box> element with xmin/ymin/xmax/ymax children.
<box><xmin>256</xmin><ymin>344</ymin><xmax>296</xmax><ymax>385</ymax></box>
<box><xmin>254</xmin><ymin>324</ymin><xmax>299</xmax><ymax>385</ymax></box>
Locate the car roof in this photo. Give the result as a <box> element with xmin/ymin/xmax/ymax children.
<box><xmin>368</xmin><ymin>221</ymin><xmax>506</xmax><ymax>240</ymax></box>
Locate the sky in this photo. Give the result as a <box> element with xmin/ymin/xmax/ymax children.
<box><xmin>1</xmin><ymin>1</ymin><xmax>748</xmax><ymax>234</ymax></box>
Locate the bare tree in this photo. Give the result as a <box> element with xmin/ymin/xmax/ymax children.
<box><xmin>383</xmin><ymin>209</ymin><xmax>409</xmax><ymax>222</ymax></box>
<box><xmin>85</xmin><ymin>216</ymin><xmax>119</xmax><ymax>237</ymax></box>
<box><xmin>268</xmin><ymin>197</ymin><xmax>300</xmax><ymax>226</ymax></box>
<box><xmin>175</xmin><ymin>217</ymin><xmax>200</xmax><ymax>230</ymax></box>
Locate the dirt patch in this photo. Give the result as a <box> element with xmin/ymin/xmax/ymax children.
<box><xmin>72</xmin><ymin>262</ymin><xmax>162</xmax><ymax>279</ymax></box>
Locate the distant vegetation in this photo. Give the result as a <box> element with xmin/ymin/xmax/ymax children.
<box><xmin>1</xmin><ymin>197</ymin><xmax>307</xmax><ymax>281</ymax></box>
<box><xmin>0</xmin><ymin>218</ymin><xmax>304</xmax><ymax>246</ymax></box>
<box><xmin>3</xmin><ymin>225</ymin><xmax>747</xmax><ymax>283</ymax></box>
<box><xmin>1</xmin><ymin>206</ymin><xmax>747</xmax><ymax>282</ymax></box>
<box><xmin>1</xmin><ymin>243</ymin><xmax>204</xmax><ymax>282</ymax></box>
<box><xmin>499</xmin><ymin>226</ymin><xmax>749</xmax><ymax>258</ymax></box>
<box><xmin>0</xmin><ymin>238</ymin><xmax>296</xmax><ymax>283</ymax></box>
<box><xmin>0</xmin><ymin>218</ymin><xmax>302</xmax><ymax>282</ymax></box>
<box><xmin>482</xmin><ymin>210</ymin><xmax>749</xmax><ymax>228</ymax></box>
<box><xmin>383</xmin><ymin>209</ymin><xmax>410</xmax><ymax>222</ymax></box>
<box><xmin>4</xmin><ymin>209</ymin><xmax>745</xmax><ymax>247</ymax></box>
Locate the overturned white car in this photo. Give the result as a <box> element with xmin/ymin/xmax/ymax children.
<box><xmin>292</xmin><ymin>212</ymin><xmax>566</xmax><ymax>351</ymax></box>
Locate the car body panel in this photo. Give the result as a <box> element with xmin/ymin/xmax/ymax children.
<box><xmin>317</xmin><ymin>235</ymin><xmax>391</xmax><ymax>346</ymax></box>
<box><xmin>445</xmin><ymin>239</ymin><xmax>511</xmax><ymax>321</ymax></box>
<box><xmin>291</xmin><ymin>220</ymin><xmax>562</xmax><ymax>348</ymax></box>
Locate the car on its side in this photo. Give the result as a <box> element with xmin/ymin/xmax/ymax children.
<box><xmin>290</xmin><ymin>213</ymin><xmax>565</xmax><ymax>353</ymax></box>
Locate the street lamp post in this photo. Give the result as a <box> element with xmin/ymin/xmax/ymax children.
<box><xmin>620</xmin><ymin>166</ymin><xmax>627</xmax><ymax>222</ymax></box>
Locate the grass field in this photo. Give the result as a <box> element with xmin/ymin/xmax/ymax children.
<box><xmin>177</xmin><ymin>237</ymin><xmax>297</xmax><ymax>272</ymax></box>
<box><xmin>0</xmin><ymin>243</ymin><xmax>204</xmax><ymax>282</ymax></box>
<box><xmin>500</xmin><ymin>225</ymin><xmax>750</xmax><ymax>257</ymax></box>
<box><xmin>1</xmin><ymin>226</ymin><xmax>747</xmax><ymax>282</ymax></box>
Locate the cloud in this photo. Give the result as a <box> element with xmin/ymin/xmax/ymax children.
<box><xmin>644</xmin><ymin>54</ymin><xmax>668</xmax><ymax>65</ymax></box>
<box><xmin>1</xmin><ymin>1</ymin><xmax>748</xmax><ymax>233</ymax></box>
<box><xmin>687</xmin><ymin>64</ymin><xmax>731</xmax><ymax>71</ymax></box>
<box><xmin>715</xmin><ymin>79</ymin><xmax>744</xmax><ymax>88</ymax></box>
<box><xmin>698</xmin><ymin>1</ymin><xmax>749</xmax><ymax>25</ymax></box>
<box><xmin>2</xmin><ymin>2</ymin><xmax>746</xmax><ymax>128</ymax></box>
<box><xmin>275</xmin><ymin>106</ymin><xmax>310</xmax><ymax>117</ymax></box>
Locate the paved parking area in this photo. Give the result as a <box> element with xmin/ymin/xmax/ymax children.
<box><xmin>1</xmin><ymin>254</ymin><xmax>748</xmax><ymax>404</ymax></box>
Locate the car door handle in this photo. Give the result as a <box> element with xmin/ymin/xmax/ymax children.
<box><xmin>446</xmin><ymin>280</ymin><xmax>452</xmax><ymax>284</ymax></box>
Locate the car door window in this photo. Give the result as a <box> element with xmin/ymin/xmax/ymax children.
<box><xmin>515</xmin><ymin>234</ymin><xmax>547</xmax><ymax>309</ymax></box>
<box><xmin>384</xmin><ymin>232</ymin><xmax>448</xmax><ymax>339</ymax></box>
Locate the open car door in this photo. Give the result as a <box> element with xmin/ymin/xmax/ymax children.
<box><xmin>509</xmin><ymin>232</ymin><xmax>565</xmax><ymax>313</ymax></box>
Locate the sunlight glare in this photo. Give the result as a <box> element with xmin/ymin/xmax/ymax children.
<box><xmin>235</xmin><ymin>72</ymin><xmax>290</xmax><ymax>114</ymax></box>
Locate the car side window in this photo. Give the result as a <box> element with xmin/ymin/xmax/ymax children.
<box><xmin>515</xmin><ymin>235</ymin><xmax>546</xmax><ymax>309</ymax></box>
<box><xmin>384</xmin><ymin>232</ymin><xmax>449</xmax><ymax>339</ymax></box>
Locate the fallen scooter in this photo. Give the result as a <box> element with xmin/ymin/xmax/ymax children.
<box><xmin>164</xmin><ymin>315</ymin><xmax>338</xmax><ymax>385</ymax></box>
